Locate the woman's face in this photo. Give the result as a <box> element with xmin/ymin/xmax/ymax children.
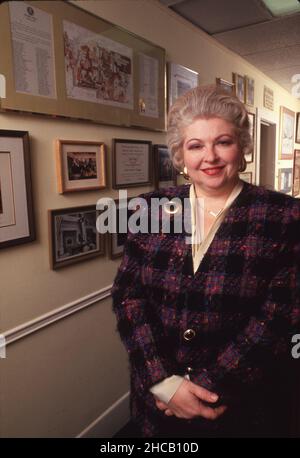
<box><xmin>182</xmin><ymin>117</ymin><xmax>242</xmax><ymax>196</ymax></box>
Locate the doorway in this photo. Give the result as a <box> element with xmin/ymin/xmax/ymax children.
<box><xmin>259</xmin><ymin>121</ymin><xmax>276</xmax><ymax>190</ymax></box>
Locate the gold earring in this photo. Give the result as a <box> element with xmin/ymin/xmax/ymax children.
<box><xmin>182</xmin><ymin>165</ymin><xmax>191</xmax><ymax>181</ymax></box>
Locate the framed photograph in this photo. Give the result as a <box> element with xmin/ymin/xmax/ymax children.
<box><xmin>55</xmin><ymin>140</ymin><xmax>107</xmax><ymax>193</ymax></box>
<box><xmin>279</xmin><ymin>107</ymin><xmax>295</xmax><ymax>160</ymax></box>
<box><xmin>48</xmin><ymin>205</ymin><xmax>105</xmax><ymax>269</ymax></box>
<box><xmin>278</xmin><ymin>168</ymin><xmax>293</xmax><ymax>194</ymax></box>
<box><xmin>168</xmin><ymin>63</ymin><xmax>199</xmax><ymax>109</ymax></box>
<box><xmin>108</xmin><ymin>198</ymin><xmax>130</xmax><ymax>259</ymax></box>
<box><xmin>216</xmin><ymin>78</ymin><xmax>234</xmax><ymax>94</ymax></box>
<box><xmin>292</xmin><ymin>149</ymin><xmax>300</xmax><ymax>196</ymax></box>
<box><xmin>0</xmin><ymin>1</ymin><xmax>166</xmax><ymax>131</ymax></box>
<box><xmin>112</xmin><ymin>139</ymin><xmax>152</xmax><ymax>189</ymax></box>
<box><xmin>232</xmin><ymin>73</ymin><xmax>245</xmax><ymax>103</ymax></box>
<box><xmin>154</xmin><ymin>144</ymin><xmax>176</xmax><ymax>189</ymax></box>
<box><xmin>245</xmin><ymin>76</ymin><xmax>255</xmax><ymax>106</ymax></box>
<box><xmin>264</xmin><ymin>86</ymin><xmax>274</xmax><ymax>111</ymax></box>
<box><xmin>296</xmin><ymin>113</ymin><xmax>300</xmax><ymax>143</ymax></box>
<box><xmin>0</xmin><ymin>130</ymin><xmax>35</xmax><ymax>249</ymax></box>
<box><xmin>246</xmin><ymin>112</ymin><xmax>255</xmax><ymax>163</ymax></box>
<box><xmin>239</xmin><ymin>172</ymin><xmax>252</xmax><ymax>184</ymax></box>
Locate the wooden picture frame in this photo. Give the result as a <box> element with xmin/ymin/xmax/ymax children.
<box><xmin>153</xmin><ymin>144</ymin><xmax>176</xmax><ymax>189</ymax></box>
<box><xmin>168</xmin><ymin>63</ymin><xmax>199</xmax><ymax>109</ymax></box>
<box><xmin>245</xmin><ymin>76</ymin><xmax>255</xmax><ymax>106</ymax></box>
<box><xmin>278</xmin><ymin>168</ymin><xmax>293</xmax><ymax>194</ymax></box>
<box><xmin>279</xmin><ymin>106</ymin><xmax>295</xmax><ymax>160</ymax></box>
<box><xmin>112</xmin><ymin>138</ymin><xmax>152</xmax><ymax>189</ymax></box>
<box><xmin>48</xmin><ymin>205</ymin><xmax>105</xmax><ymax>269</ymax></box>
<box><xmin>0</xmin><ymin>130</ymin><xmax>35</xmax><ymax>249</ymax></box>
<box><xmin>0</xmin><ymin>1</ymin><xmax>166</xmax><ymax>131</ymax></box>
<box><xmin>55</xmin><ymin>140</ymin><xmax>107</xmax><ymax>193</ymax></box>
<box><xmin>216</xmin><ymin>78</ymin><xmax>235</xmax><ymax>94</ymax></box>
<box><xmin>296</xmin><ymin>113</ymin><xmax>300</xmax><ymax>144</ymax></box>
<box><xmin>292</xmin><ymin>149</ymin><xmax>300</xmax><ymax>196</ymax></box>
<box><xmin>232</xmin><ymin>73</ymin><xmax>245</xmax><ymax>103</ymax></box>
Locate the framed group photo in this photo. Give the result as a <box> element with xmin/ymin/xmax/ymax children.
<box><xmin>153</xmin><ymin>144</ymin><xmax>176</xmax><ymax>189</ymax></box>
<box><xmin>48</xmin><ymin>205</ymin><xmax>105</xmax><ymax>269</ymax></box>
<box><xmin>112</xmin><ymin>138</ymin><xmax>152</xmax><ymax>189</ymax></box>
<box><xmin>55</xmin><ymin>140</ymin><xmax>107</xmax><ymax>193</ymax></box>
<box><xmin>0</xmin><ymin>130</ymin><xmax>35</xmax><ymax>249</ymax></box>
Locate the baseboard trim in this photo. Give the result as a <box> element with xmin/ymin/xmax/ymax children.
<box><xmin>3</xmin><ymin>285</ymin><xmax>112</xmax><ymax>346</ymax></box>
<box><xmin>76</xmin><ymin>391</ymin><xmax>130</xmax><ymax>438</ymax></box>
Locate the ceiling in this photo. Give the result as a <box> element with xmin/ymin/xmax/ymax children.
<box><xmin>159</xmin><ymin>0</ymin><xmax>300</xmax><ymax>97</ymax></box>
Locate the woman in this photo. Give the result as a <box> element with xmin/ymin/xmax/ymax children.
<box><xmin>112</xmin><ymin>85</ymin><xmax>300</xmax><ymax>438</ymax></box>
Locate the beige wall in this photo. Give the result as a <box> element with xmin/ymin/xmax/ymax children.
<box><xmin>1</xmin><ymin>0</ymin><xmax>300</xmax><ymax>437</ymax></box>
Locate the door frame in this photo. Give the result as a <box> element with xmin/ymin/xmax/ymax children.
<box><xmin>255</xmin><ymin>108</ymin><xmax>278</xmax><ymax>186</ymax></box>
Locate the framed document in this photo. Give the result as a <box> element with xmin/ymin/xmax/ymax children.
<box><xmin>153</xmin><ymin>144</ymin><xmax>176</xmax><ymax>189</ymax></box>
<box><xmin>55</xmin><ymin>140</ymin><xmax>107</xmax><ymax>193</ymax></box>
<box><xmin>279</xmin><ymin>107</ymin><xmax>295</xmax><ymax>160</ymax></box>
<box><xmin>0</xmin><ymin>130</ymin><xmax>35</xmax><ymax>249</ymax></box>
<box><xmin>0</xmin><ymin>1</ymin><xmax>166</xmax><ymax>131</ymax></box>
<box><xmin>112</xmin><ymin>139</ymin><xmax>152</xmax><ymax>189</ymax></box>
<box><xmin>168</xmin><ymin>63</ymin><xmax>199</xmax><ymax>109</ymax></box>
<box><xmin>48</xmin><ymin>205</ymin><xmax>105</xmax><ymax>269</ymax></box>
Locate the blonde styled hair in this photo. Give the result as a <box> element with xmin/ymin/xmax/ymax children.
<box><xmin>166</xmin><ymin>84</ymin><xmax>252</xmax><ymax>172</ymax></box>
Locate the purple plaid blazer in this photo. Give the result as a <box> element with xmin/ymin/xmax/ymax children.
<box><xmin>112</xmin><ymin>182</ymin><xmax>300</xmax><ymax>437</ymax></box>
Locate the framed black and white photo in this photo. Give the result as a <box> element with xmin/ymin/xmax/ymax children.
<box><xmin>49</xmin><ymin>205</ymin><xmax>105</xmax><ymax>269</ymax></box>
<box><xmin>278</xmin><ymin>168</ymin><xmax>293</xmax><ymax>194</ymax></box>
<box><xmin>55</xmin><ymin>140</ymin><xmax>107</xmax><ymax>193</ymax></box>
<box><xmin>112</xmin><ymin>139</ymin><xmax>152</xmax><ymax>189</ymax></box>
<box><xmin>154</xmin><ymin>144</ymin><xmax>176</xmax><ymax>189</ymax></box>
<box><xmin>279</xmin><ymin>106</ymin><xmax>295</xmax><ymax>160</ymax></box>
<box><xmin>0</xmin><ymin>130</ymin><xmax>35</xmax><ymax>249</ymax></box>
<box><xmin>168</xmin><ymin>63</ymin><xmax>199</xmax><ymax>109</ymax></box>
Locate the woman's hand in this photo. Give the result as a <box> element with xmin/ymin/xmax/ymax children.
<box><xmin>155</xmin><ymin>379</ymin><xmax>227</xmax><ymax>420</ymax></box>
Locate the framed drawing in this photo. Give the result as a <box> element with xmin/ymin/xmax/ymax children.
<box><xmin>0</xmin><ymin>130</ymin><xmax>35</xmax><ymax>249</ymax></box>
<box><xmin>278</xmin><ymin>168</ymin><xmax>293</xmax><ymax>194</ymax></box>
<box><xmin>112</xmin><ymin>138</ymin><xmax>152</xmax><ymax>189</ymax></box>
<box><xmin>153</xmin><ymin>144</ymin><xmax>176</xmax><ymax>189</ymax></box>
<box><xmin>168</xmin><ymin>63</ymin><xmax>199</xmax><ymax>109</ymax></box>
<box><xmin>296</xmin><ymin>113</ymin><xmax>300</xmax><ymax>143</ymax></box>
<box><xmin>55</xmin><ymin>140</ymin><xmax>106</xmax><ymax>193</ymax></box>
<box><xmin>232</xmin><ymin>73</ymin><xmax>245</xmax><ymax>103</ymax></box>
<box><xmin>216</xmin><ymin>78</ymin><xmax>234</xmax><ymax>94</ymax></box>
<box><xmin>48</xmin><ymin>205</ymin><xmax>105</xmax><ymax>269</ymax></box>
<box><xmin>0</xmin><ymin>1</ymin><xmax>166</xmax><ymax>131</ymax></box>
<box><xmin>279</xmin><ymin>107</ymin><xmax>295</xmax><ymax>160</ymax></box>
<box><xmin>292</xmin><ymin>149</ymin><xmax>300</xmax><ymax>196</ymax></box>
<box><xmin>245</xmin><ymin>76</ymin><xmax>255</xmax><ymax>106</ymax></box>
<box><xmin>239</xmin><ymin>172</ymin><xmax>252</xmax><ymax>184</ymax></box>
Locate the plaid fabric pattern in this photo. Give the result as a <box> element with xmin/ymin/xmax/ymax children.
<box><xmin>111</xmin><ymin>182</ymin><xmax>300</xmax><ymax>437</ymax></box>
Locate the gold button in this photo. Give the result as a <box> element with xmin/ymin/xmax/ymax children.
<box><xmin>183</xmin><ymin>329</ymin><xmax>196</xmax><ymax>341</ymax></box>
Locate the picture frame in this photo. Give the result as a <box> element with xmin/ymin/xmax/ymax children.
<box><xmin>168</xmin><ymin>63</ymin><xmax>199</xmax><ymax>109</ymax></box>
<box><xmin>216</xmin><ymin>78</ymin><xmax>235</xmax><ymax>94</ymax></box>
<box><xmin>55</xmin><ymin>140</ymin><xmax>107</xmax><ymax>193</ymax></box>
<box><xmin>153</xmin><ymin>144</ymin><xmax>176</xmax><ymax>189</ymax></box>
<box><xmin>264</xmin><ymin>86</ymin><xmax>274</xmax><ymax>111</ymax></box>
<box><xmin>0</xmin><ymin>1</ymin><xmax>166</xmax><ymax>131</ymax></box>
<box><xmin>232</xmin><ymin>73</ymin><xmax>245</xmax><ymax>103</ymax></box>
<box><xmin>296</xmin><ymin>113</ymin><xmax>300</xmax><ymax>143</ymax></box>
<box><xmin>0</xmin><ymin>130</ymin><xmax>35</xmax><ymax>249</ymax></box>
<box><xmin>245</xmin><ymin>76</ymin><xmax>255</xmax><ymax>106</ymax></box>
<box><xmin>108</xmin><ymin>198</ymin><xmax>130</xmax><ymax>259</ymax></box>
<box><xmin>246</xmin><ymin>112</ymin><xmax>255</xmax><ymax>163</ymax></box>
<box><xmin>48</xmin><ymin>205</ymin><xmax>105</xmax><ymax>269</ymax></box>
<box><xmin>239</xmin><ymin>172</ymin><xmax>252</xmax><ymax>184</ymax></box>
<box><xmin>279</xmin><ymin>106</ymin><xmax>295</xmax><ymax>160</ymax></box>
<box><xmin>292</xmin><ymin>149</ymin><xmax>300</xmax><ymax>196</ymax></box>
<box><xmin>278</xmin><ymin>168</ymin><xmax>293</xmax><ymax>194</ymax></box>
<box><xmin>112</xmin><ymin>138</ymin><xmax>152</xmax><ymax>189</ymax></box>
